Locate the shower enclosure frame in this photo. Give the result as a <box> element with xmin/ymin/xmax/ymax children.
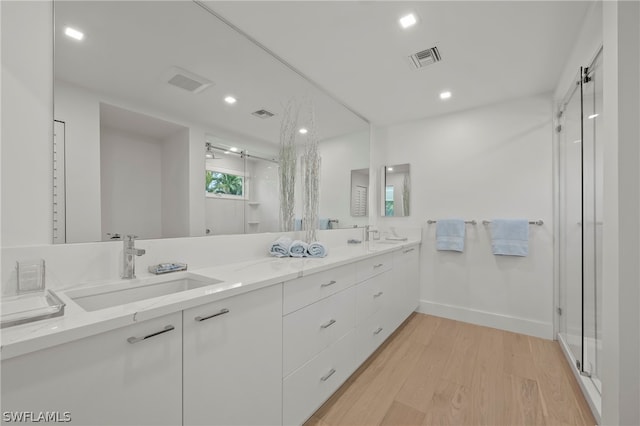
<box><xmin>553</xmin><ymin>45</ymin><xmax>603</xmax><ymax>422</ymax></box>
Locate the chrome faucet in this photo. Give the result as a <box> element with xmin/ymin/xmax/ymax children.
<box><xmin>365</xmin><ymin>225</ymin><xmax>380</xmax><ymax>242</ymax></box>
<box><xmin>122</xmin><ymin>235</ymin><xmax>145</xmax><ymax>279</ymax></box>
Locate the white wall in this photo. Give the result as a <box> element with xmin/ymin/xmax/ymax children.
<box><xmin>100</xmin><ymin>127</ymin><xmax>163</xmax><ymax>240</ymax></box>
<box><xmin>317</xmin><ymin>130</ymin><xmax>369</xmax><ymax>228</ymax></box>
<box><xmin>601</xmin><ymin>1</ymin><xmax>640</xmax><ymax>424</ymax></box>
<box><xmin>249</xmin><ymin>159</ymin><xmax>279</xmax><ymax>233</ymax></box>
<box><xmin>372</xmin><ymin>94</ymin><xmax>554</xmax><ymax>338</ymax></box>
<box><xmin>1</xmin><ymin>1</ymin><xmax>53</xmax><ymax>247</ymax></box>
<box><xmin>55</xmin><ymin>81</ymin><xmax>102</xmax><ymax>243</ymax></box>
<box><xmin>161</xmin><ymin>128</ymin><xmax>190</xmax><ymax>238</ymax></box>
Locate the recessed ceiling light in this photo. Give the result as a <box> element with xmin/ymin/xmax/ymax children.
<box><xmin>399</xmin><ymin>13</ymin><xmax>417</xmax><ymax>29</ymax></box>
<box><xmin>588</xmin><ymin>113</ymin><xmax>599</xmax><ymax>119</ymax></box>
<box><xmin>224</xmin><ymin>96</ymin><xmax>237</xmax><ymax>104</ymax></box>
<box><xmin>439</xmin><ymin>91</ymin><xmax>452</xmax><ymax>100</ymax></box>
<box><xmin>230</xmin><ymin>147</ymin><xmax>238</xmax><ymax>152</ymax></box>
<box><xmin>224</xmin><ymin>151</ymin><xmax>231</xmax><ymax>154</ymax></box>
<box><xmin>64</xmin><ymin>26</ymin><xmax>84</xmax><ymax>41</ymax></box>
<box><xmin>388</xmin><ymin>167</ymin><xmax>394</xmax><ymax>172</ymax></box>
<box><xmin>299</xmin><ymin>128</ymin><xmax>308</xmax><ymax>134</ymax></box>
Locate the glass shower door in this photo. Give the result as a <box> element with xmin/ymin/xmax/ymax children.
<box><xmin>558</xmin><ymin>73</ymin><xmax>583</xmax><ymax>369</ymax></box>
<box><xmin>581</xmin><ymin>51</ymin><xmax>603</xmax><ymax>392</ymax></box>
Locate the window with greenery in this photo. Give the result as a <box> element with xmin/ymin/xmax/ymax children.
<box><xmin>385</xmin><ymin>186</ymin><xmax>394</xmax><ymax>216</ymax></box>
<box><xmin>206</xmin><ymin>170</ymin><xmax>244</xmax><ymax>197</ymax></box>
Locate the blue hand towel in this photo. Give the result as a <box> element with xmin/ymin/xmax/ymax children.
<box><xmin>307</xmin><ymin>242</ymin><xmax>328</xmax><ymax>258</ymax></box>
<box><xmin>490</xmin><ymin>219</ymin><xmax>529</xmax><ymax>256</ymax></box>
<box><xmin>269</xmin><ymin>237</ymin><xmax>293</xmax><ymax>257</ymax></box>
<box><xmin>294</xmin><ymin>219</ymin><xmax>302</xmax><ymax>231</ymax></box>
<box><xmin>319</xmin><ymin>219</ymin><xmax>330</xmax><ymax>230</ymax></box>
<box><xmin>289</xmin><ymin>240</ymin><xmax>309</xmax><ymax>257</ymax></box>
<box><xmin>436</xmin><ymin>219</ymin><xmax>466</xmax><ymax>252</ymax></box>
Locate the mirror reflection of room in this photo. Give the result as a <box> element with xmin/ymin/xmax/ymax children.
<box><xmin>382</xmin><ymin>164</ymin><xmax>410</xmax><ymax>217</ymax></box>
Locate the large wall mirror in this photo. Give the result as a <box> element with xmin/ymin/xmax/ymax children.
<box><xmin>53</xmin><ymin>1</ymin><xmax>369</xmax><ymax>243</ymax></box>
<box><xmin>381</xmin><ymin>164</ymin><xmax>410</xmax><ymax>217</ymax></box>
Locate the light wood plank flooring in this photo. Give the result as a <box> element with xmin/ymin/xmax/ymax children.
<box><xmin>306</xmin><ymin>313</ymin><xmax>596</xmax><ymax>426</ymax></box>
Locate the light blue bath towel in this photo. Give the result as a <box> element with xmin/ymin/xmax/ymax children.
<box><xmin>490</xmin><ymin>219</ymin><xmax>529</xmax><ymax>256</ymax></box>
<box><xmin>307</xmin><ymin>242</ymin><xmax>328</xmax><ymax>258</ymax></box>
<box><xmin>269</xmin><ymin>237</ymin><xmax>293</xmax><ymax>257</ymax></box>
<box><xmin>436</xmin><ymin>219</ymin><xmax>466</xmax><ymax>252</ymax></box>
<box><xmin>289</xmin><ymin>240</ymin><xmax>309</xmax><ymax>257</ymax></box>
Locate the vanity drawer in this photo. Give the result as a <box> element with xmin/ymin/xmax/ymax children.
<box><xmin>356</xmin><ymin>253</ymin><xmax>392</xmax><ymax>283</ymax></box>
<box><xmin>283</xmin><ymin>263</ymin><xmax>356</xmax><ymax>314</ymax></box>
<box><xmin>283</xmin><ymin>330</ymin><xmax>357</xmax><ymax>426</ymax></box>
<box><xmin>356</xmin><ymin>270</ymin><xmax>391</xmax><ymax>324</ymax></box>
<box><xmin>356</xmin><ymin>309</ymin><xmax>391</xmax><ymax>366</ymax></box>
<box><xmin>283</xmin><ymin>286</ymin><xmax>356</xmax><ymax>377</ymax></box>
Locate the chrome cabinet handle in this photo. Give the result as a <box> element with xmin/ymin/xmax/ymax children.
<box><xmin>195</xmin><ymin>308</ymin><xmax>230</xmax><ymax>322</ymax></box>
<box><xmin>373</xmin><ymin>291</ymin><xmax>384</xmax><ymax>298</ymax></box>
<box><xmin>321</xmin><ymin>280</ymin><xmax>337</xmax><ymax>288</ymax></box>
<box><xmin>320</xmin><ymin>319</ymin><xmax>336</xmax><ymax>329</ymax></box>
<box><xmin>320</xmin><ymin>368</ymin><xmax>336</xmax><ymax>382</ymax></box>
<box><xmin>373</xmin><ymin>327</ymin><xmax>383</xmax><ymax>335</ymax></box>
<box><xmin>127</xmin><ymin>325</ymin><xmax>175</xmax><ymax>344</ymax></box>
<box><xmin>373</xmin><ymin>263</ymin><xmax>384</xmax><ymax>268</ymax></box>
<box><xmin>403</xmin><ymin>248</ymin><xmax>415</xmax><ymax>254</ymax></box>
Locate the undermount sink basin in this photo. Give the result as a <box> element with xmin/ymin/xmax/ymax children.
<box><xmin>66</xmin><ymin>275</ymin><xmax>222</xmax><ymax>312</ymax></box>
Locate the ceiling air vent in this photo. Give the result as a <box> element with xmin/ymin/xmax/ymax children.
<box><xmin>409</xmin><ymin>46</ymin><xmax>442</xmax><ymax>70</ymax></box>
<box><xmin>166</xmin><ymin>67</ymin><xmax>213</xmax><ymax>94</ymax></box>
<box><xmin>252</xmin><ymin>109</ymin><xmax>275</xmax><ymax>119</ymax></box>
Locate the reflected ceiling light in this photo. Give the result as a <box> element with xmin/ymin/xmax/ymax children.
<box><xmin>205</xmin><ymin>143</ymin><xmax>216</xmax><ymax>159</ymax></box>
<box><xmin>399</xmin><ymin>13</ymin><xmax>417</xmax><ymax>29</ymax></box>
<box><xmin>224</xmin><ymin>151</ymin><xmax>231</xmax><ymax>154</ymax></box>
<box><xmin>387</xmin><ymin>167</ymin><xmax>394</xmax><ymax>172</ymax></box>
<box><xmin>439</xmin><ymin>91</ymin><xmax>452</xmax><ymax>100</ymax></box>
<box><xmin>587</xmin><ymin>113</ymin><xmax>599</xmax><ymax>119</ymax></box>
<box><xmin>224</xmin><ymin>96</ymin><xmax>237</xmax><ymax>104</ymax></box>
<box><xmin>230</xmin><ymin>147</ymin><xmax>238</xmax><ymax>152</ymax></box>
<box><xmin>64</xmin><ymin>26</ymin><xmax>84</xmax><ymax>41</ymax></box>
<box><xmin>573</xmin><ymin>139</ymin><xmax>582</xmax><ymax>144</ymax></box>
<box><xmin>299</xmin><ymin>128</ymin><xmax>308</xmax><ymax>134</ymax></box>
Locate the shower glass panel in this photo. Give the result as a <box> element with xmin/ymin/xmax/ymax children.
<box><xmin>581</xmin><ymin>52</ymin><xmax>603</xmax><ymax>392</ymax></box>
<box><xmin>557</xmin><ymin>47</ymin><xmax>603</xmax><ymax>396</ymax></box>
<box><xmin>558</xmin><ymin>72</ymin><xmax>583</xmax><ymax>369</ymax></box>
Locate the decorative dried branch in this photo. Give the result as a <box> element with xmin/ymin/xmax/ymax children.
<box><xmin>302</xmin><ymin>102</ymin><xmax>321</xmax><ymax>243</ymax></box>
<box><xmin>279</xmin><ymin>100</ymin><xmax>299</xmax><ymax>232</ymax></box>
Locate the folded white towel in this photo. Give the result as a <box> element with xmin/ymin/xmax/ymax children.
<box><xmin>436</xmin><ymin>219</ymin><xmax>466</xmax><ymax>252</ymax></box>
<box><xmin>307</xmin><ymin>242</ymin><xmax>328</xmax><ymax>258</ymax></box>
<box><xmin>289</xmin><ymin>240</ymin><xmax>309</xmax><ymax>258</ymax></box>
<box><xmin>490</xmin><ymin>219</ymin><xmax>529</xmax><ymax>256</ymax></box>
<box><xmin>269</xmin><ymin>237</ymin><xmax>293</xmax><ymax>257</ymax></box>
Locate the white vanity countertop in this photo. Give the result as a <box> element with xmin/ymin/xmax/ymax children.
<box><xmin>0</xmin><ymin>239</ymin><xmax>420</xmax><ymax>360</ymax></box>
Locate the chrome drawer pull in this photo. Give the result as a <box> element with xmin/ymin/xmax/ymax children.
<box><xmin>321</xmin><ymin>280</ymin><xmax>337</xmax><ymax>288</ymax></box>
<box><xmin>195</xmin><ymin>308</ymin><xmax>230</xmax><ymax>322</ymax></box>
<box><xmin>373</xmin><ymin>263</ymin><xmax>384</xmax><ymax>269</ymax></box>
<box><xmin>373</xmin><ymin>291</ymin><xmax>384</xmax><ymax>298</ymax></box>
<box><xmin>127</xmin><ymin>325</ymin><xmax>174</xmax><ymax>344</ymax></box>
<box><xmin>320</xmin><ymin>319</ymin><xmax>336</xmax><ymax>329</ymax></box>
<box><xmin>320</xmin><ymin>368</ymin><xmax>336</xmax><ymax>382</ymax></box>
<box><xmin>403</xmin><ymin>248</ymin><xmax>415</xmax><ymax>254</ymax></box>
<box><xmin>373</xmin><ymin>327</ymin><xmax>383</xmax><ymax>335</ymax></box>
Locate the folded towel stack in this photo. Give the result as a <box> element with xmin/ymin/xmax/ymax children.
<box><xmin>269</xmin><ymin>237</ymin><xmax>293</xmax><ymax>257</ymax></box>
<box><xmin>289</xmin><ymin>240</ymin><xmax>309</xmax><ymax>258</ymax></box>
<box><xmin>307</xmin><ymin>242</ymin><xmax>328</xmax><ymax>258</ymax></box>
<box><xmin>490</xmin><ymin>219</ymin><xmax>529</xmax><ymax>256</ymax></box>
<box><xmin>436</xmin><ymin>219</ymin><xmax>466</xmax><ymax>252</ymax></box>
<box><xmin>269</xmin><ymin>237</ymin><xmax>328</xmax><ymax>258</ymax></box>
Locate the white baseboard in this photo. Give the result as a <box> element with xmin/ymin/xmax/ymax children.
<box><xmin>417</xmin><ymin>300</ymin><xmax>553</xmax><ymax>339</ymax></box>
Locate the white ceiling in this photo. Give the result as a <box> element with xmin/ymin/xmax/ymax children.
<box><xmin>208</xmin><ymin>1</ymin><xmax>592</xmax><ymax>126</ymax></box>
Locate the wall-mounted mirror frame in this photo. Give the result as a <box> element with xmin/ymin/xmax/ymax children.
<box><xmin>53</xmin><ymin>0</ymin><xmax>370</xmax><ymax>243</ymax></box>
<box><xmin>380</xmin><ymin>164</ymin><xmax>410</xmax><ymax>217</ymax></box>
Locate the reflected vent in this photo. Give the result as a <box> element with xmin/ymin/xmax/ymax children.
<box><xmin>166</xmin><ymin>67</ymin><xmax>213</xmax><ymax>93</ymax></box>
<box><xmin>409</xmin><ymin>46</ymin><xmax>442</xmax><ymax>69</ymax></box>
<box><xmin>252</xmin><ymin>109</ymin><xmax>275</xmax><ymax>119</ymax></box>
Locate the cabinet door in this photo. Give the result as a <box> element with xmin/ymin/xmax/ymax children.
<box><xmin>393</xmin><ymin>246</ymin><xmax>420</xmax><ymax>322</ymax></box>
<box><xmin>1</xmin><ymin>313</ymin><xmax>182</xmax><ymax>426</ymax></box>
<box><xmin>183</xmin><ymin>284</ymin><xmax>283</xmax><ymax>426</ymax></box>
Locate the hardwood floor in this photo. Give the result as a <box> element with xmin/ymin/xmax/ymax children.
<box><xmin>306</xmin><ymin>313</ymin><xmax>596</xmax><ymax>426</ymax></box>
